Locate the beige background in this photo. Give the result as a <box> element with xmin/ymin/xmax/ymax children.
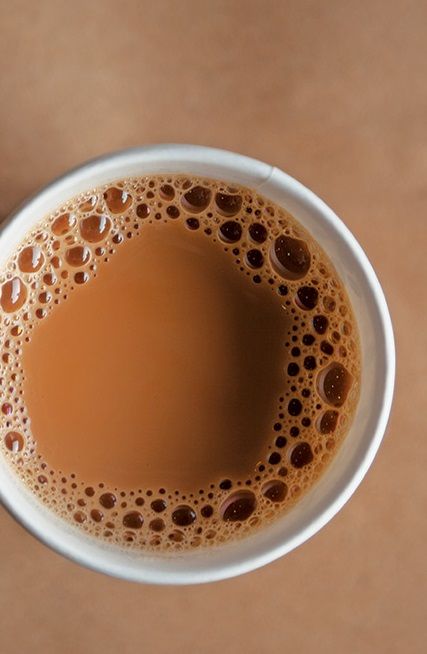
<box><xmin>0</xmin><ymin>1</ymin><xmax>426</xmax><ymax>652</ymax></box>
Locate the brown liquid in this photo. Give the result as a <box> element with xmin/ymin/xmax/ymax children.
<box><xmin>23</xmin><ymin>222</ymin><xmax>288</xmax><ymax>489</ymax></box>
<box><xmin>0</xmin><ymin>175</ymin><xmax>360</xmax><ymax>551</ymax></box>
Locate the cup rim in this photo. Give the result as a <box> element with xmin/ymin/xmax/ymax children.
<box><xmin>0</xmin><ymin>145</ymin><xmax>395</xmax><ymax>584</ymax></box>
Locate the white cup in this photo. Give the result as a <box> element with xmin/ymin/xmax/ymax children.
<box><xmin>0</xmin><ymin>145</ymin><xmax>395</xmax><ymax>584</ymax></box>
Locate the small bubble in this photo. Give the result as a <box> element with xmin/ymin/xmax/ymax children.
<box><xmin>80</xmin><ymin>214</ymin><xmax>111</xmax><ymax>243</ymax></box>
<box><xmin>317</xmin><ymin>410</ymin><xmax>339</xmax><ymax>434</ymax></box>
<box><xmin>74</xmin><ymin>272</ymin><xmax>89</xmax><ymax>284</ymax></box>
<box><xmin>2</xmin><ymin>403</ymin><xmax>13</xmax><ymax>415</ymax></box>
<box><xmin>215</xmin><ymin>193</ymin><xmax>242</xmax><ymax>216</ymax></box>
<box><xmin>65</xmin><ymin>246</ymin><xmax>90</xmax><ymax>267</ymax></box>
<box><xmin>99</xmin><ymin>492</ymin><xmax>116</xmax><ymax>509</ymax></box>
<box><xmin>4</xmin><ymin>431</ymin><xmax>24</xmax><ymax>452</ymax></box>
<box><xmin>123</xmin><ymin>511</ymin><xmax>144</xmax><ymax>529</ymax></box>
<box><xmin>0</xmin><ymin>278</ymin><xmax>27</xmax><ymax>313</ymax></box>
<box><xmin>52</xmin><ymin>213</ymin><xmax>76</xmax><ymax>236</ymax></box>
<box><xmin>186</xmin><ymin>218</ymin><xmax>200</xmax><ymax>230</ymax></box>
<box><xmin>159</xmin><ymin>184</ymin><xmax>175</xmax><ymax>201</ymax></box>
<box><xmin>182</xmin><ymin>186</ymin><xmax>211</xmax><ymax>213</ymax></box>
<box><xmin>219</xmin><ymin>479</ymin><xmax>232</xmax><ymax>490</ymax></box>
<box><xmin>268</xmin><ymin>452</ymin><xmax>281</xmax><ymax>465</ymax></box>
<box><xmin>317</xmin><ymin>362</ymin><xmax>352</xmax><ymax>407</ymax></box>
<box><xmin>271</xmin><ymin>236</ymin><xmax>311</xmax><ymax>280</ymax></box>
<box><xmin>296</xmin><ymin>286</ymin><xmax>319</xmax><ymax>310</ymax></box>
<box><xmin>287</xmin><ymin>362</ymin><xmax>300</xmax><ymax>376</ymax></box>
<box><xmin>136</xmin><ymin>203</ymin><xmax>150</xmax><ymax>218</ymax></box>
<box><xmin>262</xmin><ymin>480</ymin><xmax>287</xmax><ymax>502</ymax></box>
<box><xmin>166</xmin><ymin>205</ymin><xmax>180</xmax><ymax>219</ymax></box>
<box><xmin>172</xmin><ymin>505</ymin><xmax>196</xmax><ymax>526</ymax></box>
<box><xmin>168</xmin><ymin>530</ymin><xmax>184</xmax><ymax>543</ymax></box>
<box><xmin>104</xmin><ymin>187</ymin><xmax>132</xmax><ymax>213</ymax></box>
<box><xmin>246</xmin><ymin>249</ymin><xmax>264</xmax><ymax>269</ymax></box>
<box><xmin>149</xmin><ymin>518</ymin><xmax>165</xmax><ymax>532</ymax></box>
<box><xmin>321</xmin><ymin>341</ymin><xmax>334</xmax><ymax>356</ymax></box>
<box><xmin>290</xmin><ymin>442</ymin><xmax>313</xmax><ymax>468</ymax></box>
<box><xmin>219</xmin><ymin>220</ymin><xmax>242</xmax><ymax>243</ymax></box>
<box><xmin>313</xmin><ymin>315</ymin><xmax>329</xmax><ymax>334</ymax></box>
<box><xmin>18</xmin><ymin>246</ymin><xmax>44</xmax><ymax>273</ymax></box>
<box><xmin>151</xmin><ymin>499</ymin><xmax>167</xmax><ymax>513</ymax></box>
<box><xmin>220</xmin><ymin>490</ymin><xmax>256</xmax><ymax>522</ymax></box>
<box><xmin>201</xmin><ymin>505</ymin><xmax>213</xmax><ymax>518</ymax></box>
<box><xmin>249</xmin><ymin>223</ymin><xmax>267</xmax><ymax>243</ymax></box>
<box><xmin>304</xmin><ymin>356</ymin><xmax>317</xmax><ymax>370</ymax></box>
<box><xmin>73</xmin><ymin>511</ymin><xmax>86</xmax><ymax>524</ymax></box>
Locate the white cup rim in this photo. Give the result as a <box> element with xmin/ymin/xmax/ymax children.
<box><xmin>0</xmin><ymin>145</ymin><xmax>395</xmax><ymax>584</ymax></box>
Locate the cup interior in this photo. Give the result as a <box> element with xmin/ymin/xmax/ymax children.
<box><xmin>0</xmin><ymin>145</ymin><xmax>395</xmax><ymax>584</ymax></box>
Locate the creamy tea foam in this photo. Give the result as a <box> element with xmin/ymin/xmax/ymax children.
<box><xmin>0</xmin><ymin>176</ymin><xmax>360</xmax><ymax>551</ymax></box>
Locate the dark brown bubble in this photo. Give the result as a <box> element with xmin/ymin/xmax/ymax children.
<box><xmin>318</xmin><ymin>410</ymin><xmax>339</xmax><ymax>434</ymax></box>
<box><xmin>290</xmin><ymin>426</ymin><xmax>300</xmax><ymax>438</ymax></box>
<box><xmin>4</xmin><ymin>431</ymin><xmax>24</xmax><ymax>452</ymax></box>
<box><xmin>313</xmin><ymin>315</ymin><xmax>328</xmax><ymax>334</ymax></box>
<box><xmin>43</xmin><ymin>272</ymin><xmax>57</xmax><ymax>286</ymax></box>
<box><xmin>296</xmin><ymin>286</ymin><xmax>319</xmax><ymax>310</ymax></box>
<box><xmin>181</xmin><ymin>186</ymin><xmax>211</xmax><ymax>213</ymax></box>
<box><xmin>85</xmin><ymin>486</ymin><xmax>95</xmax><ymax>497</ymax></box>
<box><xmin>136</xmin><ymin>203</ymin><xmax>150</xmax><ymax>218</ymax></box>
<box><xmin>249</xmin><ymin>222</ymin><xmax>267</xmax><ymax>243</ymax></box>
<box><xmin>287</xmin><ymin>362</ymin><xmax>299</xmax><ymax>376</ymax></box>
<box><xmin>172</xmin><ymin>505</ymin><xmax>196</xmax><ymax>526</ymax></box>
<box><xmin>90</xmin><ymin>509</ymin><xmax>103</xmax><ymax>522</ymax></box>
<box><xmin>74</xmin><ymin>271</ymin><xmax>89</xmax><ymax>285</ymax></box>
<box><xmin>268</xmin><ymin>452</ymin><xmax>281</xmax><ymax>465</ymax></box>
<box><xmin>201</xmin><ymin>505</ymin><xmax>213</xmax><ymax>518</ymax></box>
<box><xmin>104</xmin><ymin>187</ymin><xmax>132</xmax><ymax>214</ymax></box>
<box><xmin>123</xmin><ymin>511</ymin><xmax>144</xmax><ymax>529</ymax></box>
<box><xmin>186</xmin><ymin>218</ymin><xmax>200</xmax><ymax>230</ymax></box>
<box><xmin>275</xmin><ymin>436</ymin><xmax>287</xmax><ymax>448</ymax></box>
<box><xmin>303</xmin><ymin>356</ymin><xmax>317</xmax><ymax>370</ymax></box>
<box><xmin>221</xmin><ymin>490</ymin><xmax>256</xmax><ymax>522</ymax></box>
<box><xmin>290</xmin><ymin>442</ymin><xmax>313</xmax><ymax>468</ymax></box>
<box><xmin>262</xmin><ymin>480</ymin><xmax>288</xmax><ymax>502</ymax></box>
<box><xmin>149</xmin><ymin>518</ymin><xmax>165</xmax><ymax>532</ymax></box>
<box><xmin>52</xmin><ymin>213</ymin><xmax>76</xmax><ymax>236</ymax></box>
<box><xmin>159</xmin><ymin>184</ymin><xmax>175</xmax><ymax>201</ymax></box>
<box><xmin>18</xmin><ymin>246</ymin><xmax>44</xmax><ymax>273</ymax></box>
<box><xmin>246</xmin><ymin>249</ymin><xmax>264</xmax><ymax>269</ymax></box>
<box><xmin>0</xmin><ymin>278</ymin><xmax>27</xmax><ymax>313</ymax></box>
<box><xmin>166</xmin><ymin>205</ymin><xmax>180</xmax><ymax>219</ymax></box>
<box><xmin>321</xmin><ymin>340</ymin><xmax>334</xmax><ymax>356</ymax></box>
<box><xmin>270</xmin><ymin>235</ymin><xmax>311</xmax><ymax>280</ymax></box>
<box><xmin>215</xmin><ymin>192</ymin><xmax>242</xmax><ymax>216</ymax></box>
<box><xmin>219</xmin><ymin>220</ymin><xmax>242</xmax><ymax>243</ymax></box>
<box><xmin>288</xmin><ymin>398</ymin><xmax>302</xmax><ymax>416</ymax></box>
<box><xmin>317</xmin><ymin>362</ymin><xmax>353</xmax><ymax>407</ymax></box>
<box><xmin>80</xmin><ymin>214</ymin><xmax>111</xmax><ymax>243</ymax></box>
<box><xmin>151</xmin><ymin>499</ymin><xmax>167</xmax><ymax>513</ymax></box>
<box><xmin>99</xmin><ymin>492</ymin><xmax>116</xmax><ymax>509</ymax></box>
<box><xmin>219</xmin><ymin>479</ymin><xmax>232</xmax><ymax>490</ymax></box>
<box><xmin>302</xmin><ymin>334</ymin><xmax>315</xmax><ymax>345</ymax></box>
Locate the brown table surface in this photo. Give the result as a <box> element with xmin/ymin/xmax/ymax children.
<box><xmin>0</xmin><ymin>2</ymin><xmax>426</xmax><ymax>653</ymax></box>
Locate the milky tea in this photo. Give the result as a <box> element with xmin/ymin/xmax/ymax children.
<box><xmin>0</xmin><ymin>176</ymin><xmax>360</xmax><ymax>551</ymax></box>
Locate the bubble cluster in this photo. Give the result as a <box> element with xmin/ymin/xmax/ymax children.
<box><xmin>0</xmin><ymin>174</ymin><xmax>360</xmax><ymax>552</ymax></box>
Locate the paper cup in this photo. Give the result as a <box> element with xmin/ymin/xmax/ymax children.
<box><xmin>0</xmin><ymin>145</ymin><xmax>395</xmax><ymax>584</ymax></box>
